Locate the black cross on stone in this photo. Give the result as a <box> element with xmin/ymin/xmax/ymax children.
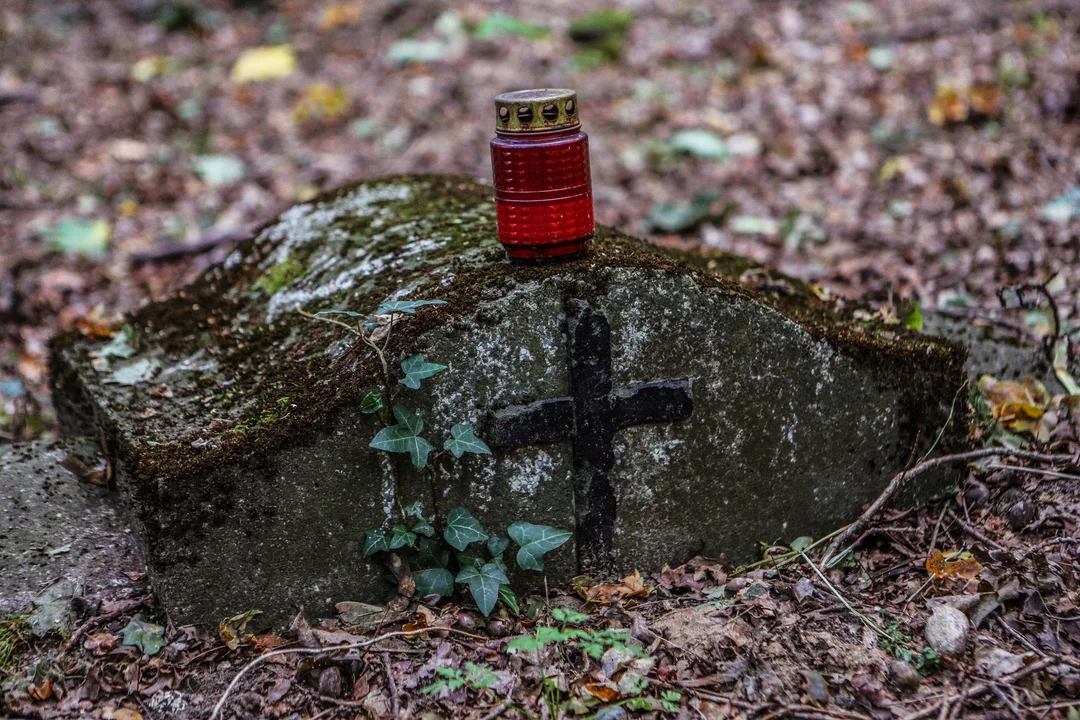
<box><xmin>487</xmin><ymin>299</ymin><xmax>694</xmax><ymax>575</ymax></box>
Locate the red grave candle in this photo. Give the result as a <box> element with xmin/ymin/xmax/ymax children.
<box><xmin>490</xmin><ymin>89</ymin><xmax>594</xmax><ymax>262</ymax></box>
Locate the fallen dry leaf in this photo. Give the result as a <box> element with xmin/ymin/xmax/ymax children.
<box><xmin>926</xmin><ymin>549</ymin><xmax>984</xmax><ymax>581</ymax></box>
<box><xmin>979</xmin><ymin>375</ymin><xmax>1050</xmax><ymax>435</ymax></box>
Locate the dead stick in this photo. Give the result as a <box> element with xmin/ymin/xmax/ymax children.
<box><xmin>64</xmin><ymin>595</ymin><xmax>151</xmax><ymax>652</ymax></box>
<box><xmin>902</xmin><ymin>658</ymin><xmax>1056</xmax><ymax>720</ymax></box>
<box><xmin>381</xmin><ymin>651</ymin><xmax>400</xmax><ymax>718</ymax></box>
<box><xmin>947</xmin><ymin>510</ymin><xmax>1007</xmax><ymax>552</ymax></box>
<box><xmin>821</xmin><ymin>449</ymin><xmax>1076</xmax><ymax>566</ymax></box>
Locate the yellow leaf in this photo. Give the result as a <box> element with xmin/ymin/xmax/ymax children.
<box><xmin>928</xmin><ymin>84</ymin><xmax>968</xmax><ymax>126</ymax></box>
<box><xmin>230</xmin><ymin>45</ymin><xmax>296</xmax><ymax>83</ymax></box>
<box><xmin>979</xmin><ymin>374</ymin><xmax>1050</xmax><ymax>434</ymax></box>
<box><xmin>131</xmin><ymin>56</ymin><xmax>172</xmax><ymax>82</ymax></box>
<box><xmin>926</xmin><ymin>549</ymin><xmax>983</xmax><ymax>581</ymax></box>
<box><xmin>219</xmin><ymin>608</ymin><xmax>262</xmax><ymax>650</ymax></box>
<box><xmin>320</xmin><ymin>2</ymin><xmax>363</xmax><ymax>30</ymax></box>
<box><xmin>291</xmin><ymin>83</ymin><xmax>350</xmax><ymax>125</ymax></box>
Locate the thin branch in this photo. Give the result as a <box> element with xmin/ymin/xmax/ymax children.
<box><xmin>901</xmin><ymin>658</ymin><xmax>1056</xmax><ymax>720</ymax></box>
<box><xmin>821</xmin><ymin>448</ymin><xmax>1077</xmax><ymax>566</ymax></box>
<box><xmin>947</xmin><ymin>510</ymin><xmax>1007</xmax><ymax>552</ymax></box>
<box><xmin>209</xmin><ymin>627</ymin><xmax>489</xmax><ymax>720</ymax></box>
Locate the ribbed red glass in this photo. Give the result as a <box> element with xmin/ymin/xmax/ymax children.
<box><xmin>491</xmin><ymin>127</ymin><xmax>594</xmax><ymax>261</ymax></box>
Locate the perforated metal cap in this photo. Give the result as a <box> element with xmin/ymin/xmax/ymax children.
<box><xmin>494</xmin><ymin>89</ymin><xmax>579</xmax><ymax>133</ymax></box>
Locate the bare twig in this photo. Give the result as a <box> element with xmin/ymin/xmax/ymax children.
<box><xmin>901</xmin><ymin>658</ymin><xmax>1056</xmax><ymax>720</ymax></box>
<box><xmin>381</xmin><ymin>652</ymin><xmax>400</xmax><ymax>718</ymax></box>
<box><xmin>947</xmin><ymin>510</ymin><xmax>1007</xmax><ymax>552</ymax></box>
<box><xmin>64</xmin><ymin>595</ymin><xmax>151</xmax><ymax>652</ymax></box>
<box><xmin>988</xmin><ymin>463</ymin><xmax>1080</xmax><ymax>483</ymax></box>
<box><xmin>209</xmin><ymin>627</ymin><xmax>489</xmax><ymax>720</ymax></box>
<box><xmin>821</xmin><ymin>448</ymin><xmax>1076</xmax><ymax>566</ymax></box>
<box><xmin>129</xmin><ymin>229</ymin><xmax>250</xmax><ymax>264</ymax></box>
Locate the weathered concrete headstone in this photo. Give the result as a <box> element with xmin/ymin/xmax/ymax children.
<box><xmin>50</xmin><ymin>175</ymin><xmax>967</xmax><ymax>626</ymax></box>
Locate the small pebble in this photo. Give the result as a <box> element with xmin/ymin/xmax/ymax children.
<box><xmin>1007</xmin><ymin>501</ymin><xmax>1036</xmax><ymax>531</ymax></box>
<box><xmin>318</xmin><ymin>666</ymin><xmax>342</xmax><ymax>698</ymax></box>
<box><xmin>963</xmin><ymin>479</ymin><xmax>989</xmax><ymax>509</ymax></box>
<box><xmin>888</xmin><ymin>659</ymin><xmax>921</xmax><ymax>694</ymax></box>
<box><xmin>925</xmin><ymin>604</ymin><xmax>969</xmax><ymax>657</ymax></box>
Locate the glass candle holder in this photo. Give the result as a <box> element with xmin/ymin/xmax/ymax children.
<box><xmin>490</xmin><ymin>89</ymin><xmax>594</xmax><ymax>262</ymax></box>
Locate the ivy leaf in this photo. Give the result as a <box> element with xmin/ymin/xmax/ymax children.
<box><xmin>457</xmin><ymin>550</ymin><xmax>485</xmax><ymax>570</ymax></box>
<box><xmin>487</xmin><ymin>536</ymin><xmax>510</xmax><ymax>557</ymax></box>
<box><xmin>411</xmin><ymin>519</ymin><xmax>435</xmax><ymax>537</ymax></box>
<box><xmin>443</xmin><ymin>506</ymin><xmax>488</xmax><ymax>551</ymax></box>
<box><xmin>369</xmin><ymin>405</ymin><xmax>433</xmax><ymax>469</ymax></box>
<box><xmin>363</xmin><ymin>529</ymin><xmax>389</xmax><ymax>557</ymax></box>
<box><xmin>456</xmin><ymin>563</ymin><xmax>509</xmax><ymax>616</ymax></box>
<box><xmin>375</xmin><ymin>299</ymin><xmax>447</xmax><ymax>316</ymax></box>
<box><xmin>414</xmin><ymin>568</ymin><xmax>455</xmax><ymax>598</ymax></box>
<box><xmin>498</xmin><ymin>585</ymin><xmax>520</xmax><ymax>616</ymax></box>
<box><xmin>47</xmin><ymin>218</ymin><xmax>111</xmax><ymax>258</ymax></box>
<box><xmin>399</xmin><ymin>354</ymin><xmax>448</xmax><ymax>390</ymax></box>
<box><xmin>120</xmin><ymin>614</ymin><xmax>166</xmax><ymax>656</ymax></box>
<box><xmin>508</xmin><ymin>521</ymin><xmax>573</xmax><ymax>571</ymax></box>
<box><xmin>669</xmin><ymin>129</ymin><xmax>730</xmax><ymax>160</ymax></box>
<box><xmin>405</xmin><ymin>500</ymin><xmax>424</xmax><ymax>519</ymax></box>
<box><xmin>443</xmin><ymin>424</ymin><xmax>492</xmax><ymax>458</ymax></box>
<box><xmin>360</xmin><ymin>391</ymin><xmax>383</xmax><ymax>414</ymax></box>
<box><xmin>415</xmin><ymin>537</ymin><xmax>450</xmax><ymax>569</ymax></box>
<box><xmin>389</xmin><ymin>525</ymin><xmax>417</xmax><ymax>550</ymax></box>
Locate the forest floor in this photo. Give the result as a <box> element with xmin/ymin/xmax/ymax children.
<box><xmin>2</xmin><ymin>0</ymin><xmax>1080</xmax><ymax>718</ymax></box>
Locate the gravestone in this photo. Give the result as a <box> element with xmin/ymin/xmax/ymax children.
<box><xmin>50</xmin><ymin>175</ymin><xmax>967</xmax><ymax>627</ymax></box>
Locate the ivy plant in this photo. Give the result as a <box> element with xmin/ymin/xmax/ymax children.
<box><xmin>302</xmin><ymin>298</ymin><xmax>488</xmax><ymax>470</ymax></box>
<box><xmin>303</xmin><ymin>299</ymin><xmax>569</xmax><ymax>615</ymax></box>
<box><xmin>364</xmin><ymin>502</ymin><xmax>571</xmax><ymax>616</ymax></box>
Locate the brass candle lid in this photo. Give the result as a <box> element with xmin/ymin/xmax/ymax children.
<box><xmin>494</xmin><ymin>88</ymin><xmax>579</xmax><ymax>133</ymax></box>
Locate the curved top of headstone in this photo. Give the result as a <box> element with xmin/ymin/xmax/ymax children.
<box><xmin>51</xmin><ymin>174</ymin><xmax>961</xmax><ymax>486</ymax></box>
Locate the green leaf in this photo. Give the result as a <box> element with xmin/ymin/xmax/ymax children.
<box><xmin>375</xmin><ymin>299</ymin><xmax>447</xmax><ymax>315</ymax></box>
<box><xmin>314</xmin><ymin>309</ymin><xmax>365</xmax><ymax>318</ymax></box>
<box><xmin>474</xmin><ymin>13</ymin><xmax>550</xmax><ymax>39</ymax></box>
<box><xmin>648</xmin><ymin>191</ymin><xmax>719</xmax><ymax>233</ymax></box>
<box><xmin>443</xmin><ymin>506</ymin><xmax>488</xmax><ymax>551</ymax></box>
<box><xmin>552</xmin><ymin>607</ymin><xmax>590</xmax><ymax>625</ymax></box>
<box><xmin>399</xmin><ymin>354</ymin><xmax>448</xmax><ymax>390</ymax></box>
<box><xmin>443</xmin><ymin>423</ymin><xmax>492</xmax><ymax>458</ymax></box>
<box><xmin>369</xmin><ymin>405</ymin><xmax>433</xmax><ymax>469</ymax></box>
<box><xmin>360</xmin><ymin>391</ymin><xmax>384</xmax><ymax>414</ymax></box>
<box><xmin>194</xmin><ymin>154</ymin><xmax>246</xmax><ymax>186</ymax></box>
<box><xmin>487</xmin><ymin>536</ymin><xmax>510</xmax><ymax>557</ymax></box>
<box><xmin>456</xmin><ymin>549</ymin><xmax>485</xmax><ymax>570</ymax></box>
<box><xmin>385</xmin><ymin>39</ymin><xmax>449</xmax><ymax>65</ymax></box>
<box><xmin>498</xmin><ymin>585</ymin><xmax>520</xmax><ymax>615</ymax></box>
<box><xmin>47</xmin><ymin>218</ymin><xmax>111</xmax><ymax>258</ymax></box>
<box><xmin>414</xmin><ymin>568</ymin><xmax>455</xmax><ymax>598</ymax></box>
<box><xmin>121</xmin><ymin>614</ymin><xmax>166</xmax><ymax>656</ymax></box>
<box><xmin>96</xmin><ymin>326</ymin><xmax>136</xmax><ymax>360</ymax></box>
<box><xmin>456</xmin><ymin>563</ymin><xmax>509</xmax><ymax>616</ymax></box>
<box><xmin>902</xmin><ymin>303</ymin><xmax>924</xmax><ymax>331</ymax></box>
<box><xmin>415</xmin><ymin>537</ymin><xmax>450</xmax><ymax>569</ymax></box>
<box><xmin>389</xmin><ymin>525</ymin><xmax>417</xmax><ymax>550</ymax></box>
<box><xmin>411</xmin><ymin>518</ymin><xmax>435</xmax><ymax>537</ymax></box>
<box><xmin>789</xmin><ymin>536</ymin><xmax>814</xmax><ymax>552</ymax></box>
<box><xmin>730</xmin><ymin>215</ymin><xmax>778</xmax><ymax>236</ymax></box>
<box><xmin>105</xmin><ymin>357</ymin><xmax>160</xmax><ymax>386</ymax></box>
<box><xmin>405</xmin><ymin>500</ymin><xmax>424</xmax><ymax>519</ymax></box>
<box><xmin>508</xmin><ymin>521</ymin><xmax>572</xmax><ymax>571</ymax></box>
<box><xmin>1040</xmin><ymin>187</ymin><xmax>1080</xmax><ymax>225</ymax></box>
<box><xmin>669</xmin><ymin>129</ymin><xmax>730</xmax><ymax>160</ymax></box>
<box><xmin>363</xmin><ymin>529</ymin><xmax>389</xmax><ymax>557</ymax></box>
